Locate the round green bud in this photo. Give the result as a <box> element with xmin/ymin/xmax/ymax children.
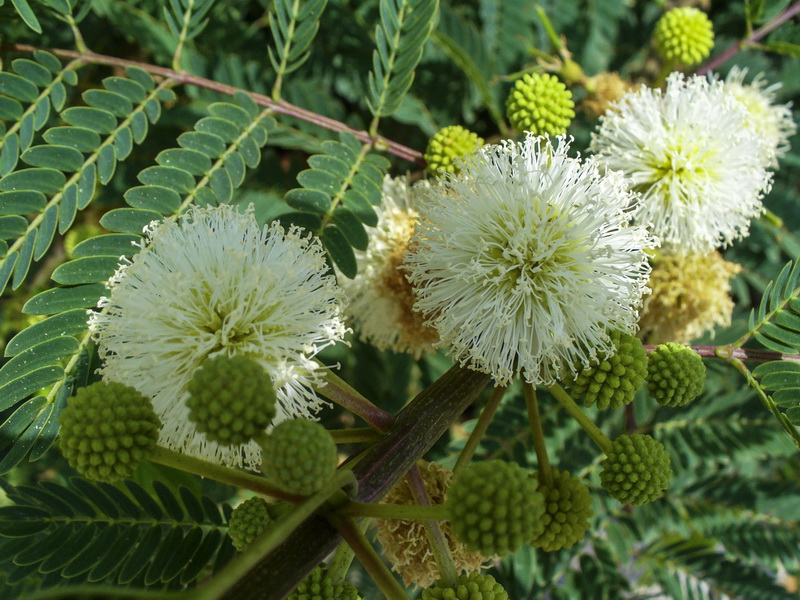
<box><xmin>530</xmin><ymin>470</ymin><xmax>593</xmax><ymax>552</ymax></box>
<box><xmin>261</xmin><ymin>419</ymin><xmax>338</xmax><ymax>495</ymax></box>
<box><xmin>654</xmin><ymin>7</ymin><xmax>714</xmax><ymax>66</ymax></box>
<box><xmin>647</xmin><ymin>342</ymin><xmax>706</xmax><ymax>407</ymax></box>
<box><xmin>506</xmin><ymin>73</ymin><xmax>575</xmax><ymax>136</ymax></box>
<box><xmin>571</xmin><ymin>331</ymin><xmax>648</xmax><ymax>410</ymax></box>
<box><xmin>228</xmin><ymin>497</ymin><xmax>273</xmax><ymax>551</ymax></box>
<box><xmin>423</xmin><ymin>572</ymin><xmax>509</xmax><ymax>600</ymax></box>
<box><xmin>287</xmin><ymin>567</ymin><xmax>361</xmax><ymax>600</ymax></box>
<box><xmin>445</xmin><ymin>460</ymin><xmax>545</xmax><ymax>557</ymax></box>
<box><xmin>601</xmin><ymin>434</ymin><xmax>671</xmax><ymax>505</ymax></box>
<box><xmin>186</xmin><ymin>354</ymin><xmax>276</xmax><ymax>446</ymax></box>
<box><xmin>58</xmin><ymin>381</ymin><xmax>161</xmax><ymax>483</ymax></box>
<box><xmin>424</xmin><ymin>125</ymin><xmax>484</xmax><ymax>176</ymax></box>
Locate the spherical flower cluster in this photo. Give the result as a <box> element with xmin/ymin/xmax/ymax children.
<box><xmin>591</xmin><ymin>73</ymin><xmax>773</xmax><ymax>255</ymax></box>
<box><xmin>228</xmin><ymin>497</ymin><xmax>273</xmax><ymax>551</ymax></box>
<box><xmin>647</xmin><ymin>343</ymin><xmax>706</xmax><ymax>407</ymax></box>
<box><xmin>583</xmin><ymin>72</ymin><xmax>636</xmax><ymax>118</ymax></box>
<box><xmin>445</xmin><ymin>460</ymin><xmax>545</xmax><ymax>557</ymax></box>
<box><xmin>570</xmin><ymin>330</ymin><xmax>648</xmax><ymax>410</ymax></box>
<box><xmin>58</xmin><ymin>382</ymin><xmax>161</xmax><ymax>483</ymax></box>
<box><xmin>89</xmin><ymin>204</ymin><xmax>347</xmax><ymax>470</ymax></box>
<box><xmin>376</xmin><ymin>461</ymin><xmax>489</xmax><ymax>588</ymax></box>
<box><xmin>530</xmin><ymin>470</ymin><xmax>593</xmax><ymax>552</ymax></box>
<box><xmin>506</xmin><ymin>73</ymin><xmax>575</xmax><ymax>136</ymax></box>
<box><xmin>405</xmin><ymin>134</ymin><xmax>656</xmax><ymax>385</ymax></box>
<box><xmin>287</xmin><ymin>567</ymin><xmax>361</xmax><ymax>600</ymax></box>
<box><xmin>339</xmin><ymin>176</ymin><xmax>438</xmax><ymax>358</ymax></box>
<box><xmin>601</xmin><ymin>434</ymin><xmax>671</xmax><ymax>505</ymax></box>
<box><xmin>723</xmin><ymin>66</ymin><xmax>796</xmax><ymax>167</ymax></box>
<box><xmin>186</xmin><ymin>354</ymin><xmax>276</xmax><ymax>447</ymax></box>
<box><xmin>423</xmin><ymin>572</ymin><xmax>509</xmax><ymax>600</ymax></box>
<box><xmin>261</xmin><ymin>419</ymin><xmax>338</xmax><ymax>495</ymax></box>
<box><xmin>424</xmin><ymin>126</ymin><xmax>484</xmax><ymax>176</ymax></box>
<box><xmin>638</xmin><ymin>251</ymin><xmax>741</xmax><ymax>344</ymax></box>
<box><xmin>654</xmin><ymin>7</ymin><xmax>714</xmax><ymax>66</ymax></box>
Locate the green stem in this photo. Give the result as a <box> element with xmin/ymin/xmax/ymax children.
<box><xmin>316</xmin><ymin>370</ymin><xmax>395</xmax><ymax>433</ymax></box>
<box><xmin>453</xmin><ymin>385</ymin><xmax>507</xmax><ymax>475</ymax></box>
<box><xmin>328</xmin><ymin>515</ymin><xmax>410</xmax><ymax>600</ymax></box>
<box><xmin>533</xmin><ymin>4</ymin><xmax>563</xmax><ymax>53</ymax></box>
<box><xmin>325</xmin><ymin>541</ymin><xmax>357</xmax><ymax>585</ymax></box>
<box><xmin>336</xmin><ymin>500</ymin><xmax>448</xmax><ymax>521</ymax></box>
<box><xmin>148</xmin><ymin>445</ymin><xmax>299</xmax><ymax>502</ymax></box>
<box><xmin>524</xmin><ymin>383</ymin><xmax>553</xmax><ymax>486</ymax></box>
<box><xmin>195</xmin><ymin>469</ymin><xmax>358</xmax><ymax>600</ymax></box>
<box><xmin>329</xmin><ymin>427</ymin><xmax>382</xmax><ymax>444</ymax></box>
<box><xmin>654</xmin><ymin>60</ymin><xmax>675</xmax><ymax>87</ymax></box>
<box><xmin>547</xmin><ymin>383</ymin><xmax>613</xmax><ymax>454</ymax></box>
<box><xmin>407</xmin><ymin>464</ymin><xmax>458</xmax><ymax>586</ymax></box>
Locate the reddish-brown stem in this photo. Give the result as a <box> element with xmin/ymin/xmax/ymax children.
<box><xmin>0</xmin><ymin>43</ymin><xmax>426</xmax><ymax>166</ymax></box>
<box><xmin>696</xmin><ymin>2</ymin><xmax>800</xmax><ymax>75</ymax></box>
<box><xmin>644</xmin><ymin>345</ymin><xmax>800</xmax><ymax>365</ymax></box>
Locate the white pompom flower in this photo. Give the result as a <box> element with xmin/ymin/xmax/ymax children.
<box><xmin>338</xmin><ymin>176</ymin><xmax>438</xmax><ymax>358</ymax></box>
<box><xmin>404</xmin><ymin>134</ymin><xmax>656</xmax><ymax>386</ymax></box>
<box><xmin>89</xmin><ymin>204</ymin><xmax>347</xmax><ymax>470</ymax></box>
<box><xmin>590</xmin><ymin>72</ymin><xmax>774</xmax><ymax>254</ymax></box>
<box><xmin>723</xmin><ymin>66</ymin><xmax>796</xmax><ymax>167</ymax></box>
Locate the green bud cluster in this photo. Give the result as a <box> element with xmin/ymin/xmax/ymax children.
<box><xmin>654</xmin><ymin>7</ymin><xmax>714</xmax><ymax>66</ymax></box>
<box><xmin>424</xmin><ymin>125</ymin><xmax>484</xmax><ymax>176</ymax></box>
<box><xmin>186</xmin><ymin>354</ymin><xmax>276</xmax><ymax>446</ymax></box>
<box><xmin>571</xmin><ymin>330</ymin><xmax>648</xmax><ymax>410</ymax></box>
<box><xmin>58</xmin><ymin>381</ymin><xmax>161</xmax><ymax>484</ymax></box>
<box><xmin>423</xmin><ymin>572</ymin><xmax>509</xmax><ymax>600</ymax></box>
<box><xmin>261</xmin><ymin>419</ymin><xmax>338</xmax><ymax>495</ymax></box>
<box><xmin>506</xmin><ymin>73</ymin><xmax>575</xmax><ymax>136</ymax></box>
<box><xmin>600</xmin><ymin>434</ymin><xmax>672</xmax><ymax>505</ymax></box>
<box><xmin>647</xmin><ymin>343</ymin><xmax>706</xmax><ymax>407</ymax></box>
<box><xmin>228</xmin><ymin>497</ymin><xmax>273</xmax><ymax>551</ymax></box>
<box><xmin>530</xmin><ymin>470</ymin><xmax>593</xmax><ymax>552</ymax></box>
<box><xmin>287</xmin><ymin>567</ymin><xmax>362</xmax><ymax>600</ymax></box>
<box><xmin>445</xmin><ymin>460</ymin><xmax>544</xmax><ymax>557</ymax></box>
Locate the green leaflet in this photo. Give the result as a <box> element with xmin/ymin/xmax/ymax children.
<box><xmin>0</xmin><ymin>65</ymin><xmax>173</xmax><ymax>296</ymax></box>
<box><xmin>280</xmin><ymin>131</ymin><xmax>389</xmax><ymax>278</ymax></box>
<box><xmin>0</xmin><ymin>479</ymin><xmax>233</xmax><ymax>587</ymax></box>
<box><xmin>367</xmin><ymin>0</ymin><xmax>439</xmax><ymax>120</ymax></box>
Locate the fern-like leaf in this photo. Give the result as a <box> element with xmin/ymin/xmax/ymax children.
<box><xmin>745</xmin><ymin>258</ymin><xmax>800</xmax><ymax>353</ymax></box>
<box><xmin>367</xmin><ymin>0</ymin><xmax>439</xmax><ymax>122</ymax></box>
<box><xmin>0</xmin><ymin>478</ymin><xmax>234</xmax><ymax>588</ymax></box>
<box><xmin>281</xmin><ymin>130</ymin><xmax>389</xmax><ymax>278</ymax></box>
<box><xmin>752</xmin><ymin>360</ymin><xmax>800</xmax><ymax>426</ymax></box>
<box><xmin>164</xmin><ymin>0</ymin><xmax>215</xmax><ymax>69</ymax></box>
<box><xmin>0</xmin><ymin>66</ymin><xmax>175</xmax><ymax>296</ymax></box>
<box><xmin>268</xmin><ymin>0</ymin><xmax>328</xmax><ymax>99</ymax></box>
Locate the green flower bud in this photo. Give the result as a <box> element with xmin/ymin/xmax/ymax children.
<box><xmin>186</xmin><ymin>354</ymin><xmax>276</xmax><ymax>446</ymax></box>
<box><xmin>261</xmin><ymin>419</ymin><xmax>338</xmax><ymax>495</ymax></box>
<box><xmin>445</xmin><ymin>460</ymin><xmax>545</xmax><ymax>557</ymax></box>
<box><xmin>571</xmin><ymin>330</ymin><xmax>648</xmax><ymax>410</ymax></box>
<box><xmin>654</xmin><ymin>7</ymin><xmax>714</xmax><ymax>66</ymax></box>
<box><xmin>228</xmin><ymin>497</ymin><xmax>273</xmax><ymax>551</ymax></box>
<box><xmin>530</xmin><ymin>470</ymin><xmax>593</xmax><ymax>552</ymax></box>
<box><xmin>601</xmin><ymin>434</ymin><xmax>671</xmax><ymax>505</ymax></box>
<box><xmin>647</xmin><ymin>342</ymin><xmax>706</xmax><ymax>407</ymax></box>
<box><xmin>424</xmin><ymin>125</ymin><xmax>484</xmax><ymax>176</ymax></box>
<box><xmin>423</xmin><ymin>572</ymin><xmax>509</xmax><ymax>600</ymax></box>
<box><xmin>506</xmin><ymin>73</ymin><xmax>575</xmax><ymax>136</ymax></box>
<box><xmin>287</xmin><ymin>567</ymin><xmax>361</xmax><ymax>600</ymax></box>
<box><xmin>58</xmin><ymin>381</ymin><xmax>161</xmax><ymax>483</ymax></box>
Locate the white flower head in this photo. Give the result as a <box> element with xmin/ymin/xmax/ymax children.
<box><xmin>723</xmin><ymin>66</ymin><xmax>796</xmax><ymax>167</ymax></box>
<box><xmin>89</xmin><ymin>204</ymin><xmax>347</xmax><ymax>470</ymax></box>
<box><xmin>405</xmin><ymin>134</ymin><xmax>656</xmax><ymax>386</ymax></box>
<box><xmin>590</xmin><ymin>72</ymin><xmax>774</xmax><ymax>254</ymax></box>
<box><xmin>338</xmin><ymin>176</ymin><xmax>438</xmax><ymax>357</ymax></box>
